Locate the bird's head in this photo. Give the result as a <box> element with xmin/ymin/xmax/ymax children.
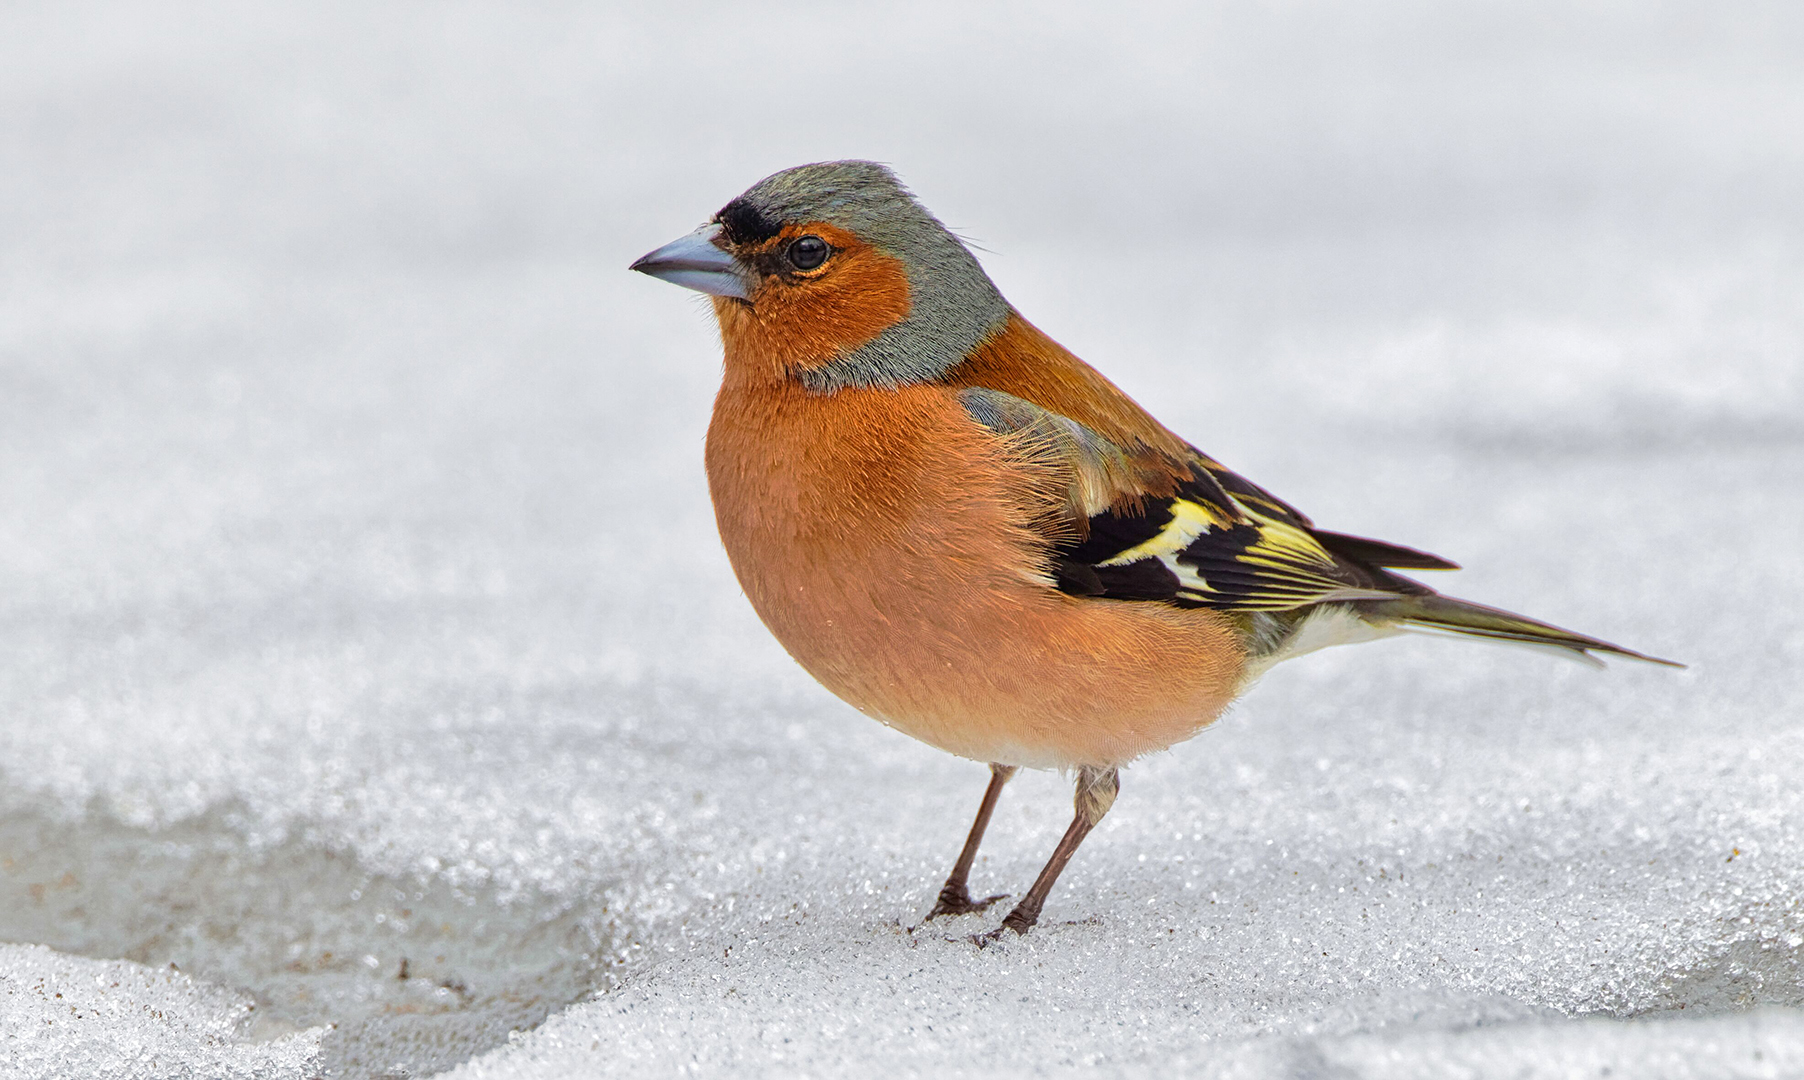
<box><xmin>631</xmin><ymin>161</ymin><xmax>1008</xmax><ymax>390</ymax></box>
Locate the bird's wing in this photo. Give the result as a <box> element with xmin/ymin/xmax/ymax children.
<box><xmin>958</xmin><ymin>387</ymin><xmax>1453</xmax><ymax>612</ymax></box>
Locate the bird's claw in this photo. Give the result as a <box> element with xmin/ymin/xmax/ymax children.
<box><xmin>969</xmin><ymin>921</ymin><xmax>1025</xmax><ymax>948</ymax></box>
<box><xmin>923</xmin><ymin>889</ymin><xmax>1010</xmax><ymax>922</ymax></box>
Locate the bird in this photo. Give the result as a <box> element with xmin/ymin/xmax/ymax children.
<box><xmin>629</xmin><ymin>160</ymin><xmax>1678</xmax><ymax>941</ymax></box>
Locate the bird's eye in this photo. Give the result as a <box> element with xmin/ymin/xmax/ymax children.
<box><xmin>786</xmin><ymin>235</ymin><xmax>830</xmax><ymax>271</ymax></box>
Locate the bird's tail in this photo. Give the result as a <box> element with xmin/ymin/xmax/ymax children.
<box><xmin>1354</xmin><ymin>594</ymin><xmax>1683</xmax><ymax>668</ymax></box>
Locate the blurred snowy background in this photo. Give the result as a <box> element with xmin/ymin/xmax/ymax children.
<box><xmin>2</xmin><ymin>2</ymin><xmax>1802</xmax><ymax>1077</ymax></box>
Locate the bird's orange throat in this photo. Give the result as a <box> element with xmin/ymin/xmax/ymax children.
<box><xmin>711</xmin><ymin>224</ymin><xmax>912</xmax><ymax>387</ymax></box>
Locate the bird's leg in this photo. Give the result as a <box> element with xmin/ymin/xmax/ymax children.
<box><xmin>980</xmin><ymin>765</ymin><xmax>1119</xmax><ymax>942</ymax></box>
<box><xmin>923</xmin><ymin>763</ymin><xmax>1018</xmax><ymax>920</ymax></box>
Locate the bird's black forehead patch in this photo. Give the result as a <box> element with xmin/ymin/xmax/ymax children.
<box><xmin>715</xmin><ymin>197</ymin><xmax>782</xmax><ymax>245</ymax></box>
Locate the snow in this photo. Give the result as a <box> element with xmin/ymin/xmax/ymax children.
<box><xmin>0</xmin><ymin>944</ymin><xmax>323</xmax><ymax>1080</ymax></box>
<box><xmin>3</xmin><ymin>2</ymin><xmax>1802</xmax><ymax>1077</ymax></box>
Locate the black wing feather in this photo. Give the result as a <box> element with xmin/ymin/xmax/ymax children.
<box><xmin>962</xmin><ymin>387</ymin><xmax>1450</xmax><ymax>612</ymax></box>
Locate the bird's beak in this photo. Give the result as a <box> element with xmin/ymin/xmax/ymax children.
<box><xmin>629</xmin><ymin>224</ymin><xmax>750</xmax><ymax>300</ymax></box>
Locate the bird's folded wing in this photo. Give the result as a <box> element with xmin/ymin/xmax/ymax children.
<box><xmin>959</xmin><ymin>387</ymin><xmax>1448</xmax><ymax>612</ymax></box>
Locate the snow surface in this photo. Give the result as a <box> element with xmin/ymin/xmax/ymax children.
<box><xmin>3</xmin><ymin>2</ymin><xmax>1802</xmax><ymax>1077</ymax></box>
<box><xmin>1</xmin><ymin>945</ymin><xmax>322</xmax><ymax>1080</ymax></box>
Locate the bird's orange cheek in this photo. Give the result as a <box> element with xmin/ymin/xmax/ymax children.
<box><xmin>715</xmin><ymin>247</ymin><xmax>912</xmax><ymax>382</ymax></box>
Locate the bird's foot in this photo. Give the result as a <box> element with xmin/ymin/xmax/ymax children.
<box><xmin>923</xmin><ymin>884</ymin><xmax>1010</xmax><ymax>922</ymax></box>
<box><xmin>970</xmin><ymin>907</ymin><xmax>1037</xmax><ymax>947</ymax></box>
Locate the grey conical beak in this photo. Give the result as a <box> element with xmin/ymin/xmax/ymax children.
<box><xmin>629</xmin><ymin>224</ymin><xmax>750</xmax><ymax>300</ymax></box>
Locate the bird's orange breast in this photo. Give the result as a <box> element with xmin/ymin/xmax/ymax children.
<box><xmin>704</xmin><ymin>376</ymin><xmax>1247</xmax><ymax>768</ymax></box>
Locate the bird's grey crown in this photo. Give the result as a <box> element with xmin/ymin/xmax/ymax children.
<box><xmin>722</xmin><ymin>161</ymin><xmax>1010</xmax><ymax>391</ymax></box>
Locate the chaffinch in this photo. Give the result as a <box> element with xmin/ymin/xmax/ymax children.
<box><xmin>631</xmin><ymin>160</ymin><xmax>1677</xmax><ymax>940</ymax></box>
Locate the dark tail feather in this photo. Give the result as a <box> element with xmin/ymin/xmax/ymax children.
<box><xmin>1356</xmin><ymin>594</ymin><xmax>1683</xmax><ymax>668</ymax></box>
<box><xmin>1312</xmin><ymin>529</ymin><xmax>1461</xmax><ymax>571</ymax></box>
